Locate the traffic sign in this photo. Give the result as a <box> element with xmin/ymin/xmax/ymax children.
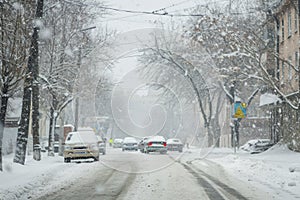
<box><xmin>233</xmin><ymin>102</ymin><xmax>247</xmax><ymax>118</ymax></box>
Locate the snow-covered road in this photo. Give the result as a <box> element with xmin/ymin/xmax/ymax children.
<box><xmin>1</xmin><ymin>145</ymin><xmax>299</xmax><ymax>200</ymax></box>
<box><xmin>36</xmin><ymin>148</ymin><xmax>269</xmax><ymax>200</ymax></box>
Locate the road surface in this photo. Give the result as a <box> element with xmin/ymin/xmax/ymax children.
<box><xmin>35</xmin><ymin>148</ymin><xmax>270</xmax><ymax>200</ymax></box>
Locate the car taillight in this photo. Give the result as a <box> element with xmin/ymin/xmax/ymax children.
<box><xmin>148</xmin><ymin>142</ymin><xmax>152</xmax><ymax>146</ymax></box>
<box><xmin>163</xmin><ymin>142</ymin><xmax>167</xmax><ymax>147</ymax></box>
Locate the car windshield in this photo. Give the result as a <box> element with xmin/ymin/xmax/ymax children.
<box><xmin>123</xmin><ymin>138</ymin><xmax>137</xmax><ymax>143</ymax></box>
<box><xmin>1</xmin><ymin>1</ymin><xmax>300</xmax><ymax>200</ymax></box>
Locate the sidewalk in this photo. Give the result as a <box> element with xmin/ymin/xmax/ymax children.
<box><xmin>183</xmin><ymin>144</ymin><xmax>300</xmax><ymax>199</ymax></box>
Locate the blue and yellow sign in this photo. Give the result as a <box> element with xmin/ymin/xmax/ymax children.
<box><xmin>233</xmin><ymin>102</ymin><xmax>247</xmax><ymax>118</ymax></box>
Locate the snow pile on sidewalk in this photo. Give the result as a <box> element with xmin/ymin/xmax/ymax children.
<box><xmin>0</xmin><ymin>154</ymin><xmax>103</xmax><ymax>200</ymax></box>
<box><xmin>207</xmin><ymin>144</ymin><xmax>300</xmax><ymax>199</ymax></box>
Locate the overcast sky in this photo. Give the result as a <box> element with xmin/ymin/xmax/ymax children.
<box><xmin>97</xmin><ymin>0</ymin><xmax>199</xmax><ymax>31</ymax></box>
<box><xmin>96</xmin><ymin>0</ymin><xmax>199</xmax><ymax>80</ymax></box>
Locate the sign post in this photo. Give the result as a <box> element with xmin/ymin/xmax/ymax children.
<box><xmin>232</xmin><ymin>102</ymin><xmax>247</xmax><ymax>153</ymax></box>
<box><xmin>233</xmin><ymin>102</ymin><xmax>247</xmax><ymax>119</ymax></box>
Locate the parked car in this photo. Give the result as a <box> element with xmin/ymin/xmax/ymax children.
<box><xmin>122</xmin><ymin>137</ymin><xmax>138</xmax><ymax>151</ymax></box>
<box><xmin>97</xmin><ymin>136</ymin><xmax>106</xmax><ymax>155</ymax></box>
<box><xmin>167</xmin><ymin>138</ymin><xmax>183</xmax><ymax>152</ymax></box>
<box><xmin>138</xmin><ymin>137</ymin><xmax>150</xmax><ymax>153</ymax></box>
<box><xmin>63</xmin><ymin>128</ymin><xmax>100</xmax><ymax>163</ymax></box>
<box><xmin>144</xmin><ymin>136</ymin><xmax>167</xmax><ymax>154</ymax></box>
<box><xmin>53</xmin><ymin>141</ymin><xmax>59</xmax><ymax>153</ymax></box>
<box><xmin>240</xmin><ymin>139</ymin><xmax>273</xmax><ymax>154</ymax></box>
<box><xmin>113</xmin><ymin>138</ymin><xmax>123</xmax><ymax>148</ymax></box>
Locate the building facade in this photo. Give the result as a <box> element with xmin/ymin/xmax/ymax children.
<box><xmin>271</xmin><ymin>0</ymin><xmax>300</xmax><ymax>151</ymax></box>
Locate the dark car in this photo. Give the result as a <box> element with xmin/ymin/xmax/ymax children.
<box><xmin>97</xmin><ymin>136</ymin><xmax>106</xmax><ymax>155</ymax></box>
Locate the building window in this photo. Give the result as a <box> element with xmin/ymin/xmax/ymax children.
<box><xmin>295</xmin><ymin>51</ymin><xmax>299</xmax><ymax>69</ymax></box>
<box><xmin>282</xmin><ymin>18</ymin><xmax>285</xmax><ymax>41</ymax></box>
<box><xmin>288</xmin><ymin>56</ymin><xmax>292</xmax><ymax>80</ymax></box>
<box><xmin>288</xmin><ymin>10</ymin><xmax>292</xmax><ymax>37</ymax></box>
<box><xmin>295</xmin><ymin>9</ymin><xmax>298</xmax><ymax>32</ymax></box>
<box><xmin>282</xmin><ymin>61</ymin><xmax>285</xmax><ymax>83</ymax></box>
<box><xmin>297</xmin><ymin>51</ymin><xmax>300</xmax><ymax>80</ymax></box>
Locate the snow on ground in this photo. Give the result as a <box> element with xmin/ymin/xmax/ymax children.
<box><xmin>0</xmin><ymin>153</ymin><xmax>105</xmax><ymax>200</ymax></box>
<box><xmin>1</xmin><ymin>144</ymin><xmax>299</xmax><ymax>200</ymax></box>
<box><xmin>184</xmin><ymin>144</ymin><xmax>300</xmax><ymax>200</ymax></box>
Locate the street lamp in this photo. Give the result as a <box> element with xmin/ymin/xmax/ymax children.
<box><xmin>73</xmin><ymin>26</ymin><xmax>96</xmax><ymax>131</ymax></box>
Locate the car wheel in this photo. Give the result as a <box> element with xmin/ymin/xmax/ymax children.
<box><xmin>122</xmin><ymin>148</ymin><xmax>125</xmax><ymax>151</ymax></box>
<box><xmin>179</xmin><ymin>149</ymin><xmax>183</xmax><ymax>153</ymax></box>
<box><xmin>64</xmin><ymin>158</ymin><xmax>70</xmax><ymax>163</ymax></box>
<box><xmin>94</xmin><ymin>155</ymin><xmax>99</xmax><ymax>161</ymax></box>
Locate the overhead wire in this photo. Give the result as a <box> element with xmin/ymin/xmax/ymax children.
<box><xmin>151</xmin><ymin>0</ymin><xmax>197</xmax><ymax>13</ymax></box>
<box><xmin>97</xmin><ymin>5</ymin><xmax>204</xmax><ymax>17</ymax></box>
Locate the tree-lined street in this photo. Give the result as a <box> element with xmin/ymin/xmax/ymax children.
<box><xmin>1</xmin><ymin>1</ymin><xmax>300</xmax><ymax>199</ymax></box>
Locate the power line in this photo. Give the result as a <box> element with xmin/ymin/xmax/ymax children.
<box><xmin>152</xmin><ymin>0</ymin><xmax>196</xmax><ymax>13</ymax></box>
<box><xmin>98</xmin><ymin>5</ymin><xmax>203</xmax><ymax>17</ymax></box>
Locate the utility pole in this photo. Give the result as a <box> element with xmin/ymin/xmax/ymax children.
<box><xmin>73</xmin><ymin>26</ymin><xmax>96</xmax><ymax>131</ymax></box>
<box><xmin>14</xmin><ymin>0</ymin><xmax>44</xmax><ymax>164</ymax></box>
<box><xmin>229</xmin><ymin>81</ymin><xmax>237</xmax><ymax>152</ymax></box>
<box><xmin>32</xmin><ymin>0</ymin><xmax>44</xmax><ymax>161</ymax></box>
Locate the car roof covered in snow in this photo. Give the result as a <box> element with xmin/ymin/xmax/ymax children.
<box><xmin>147</xmin><ymin>136</ymin><xmax>166</xmax><ymax>142</ymax></box>
<box><xmin>123</xmin><ymin>137</ymin><xmax>137</xmax><ymax>143</ymax></box>
<box><xmin>65</xmin><ymin>131</ymin><xmax>98</xmax><ymax>144</ymax></box>
<box><xmin>167</xmin><ymin>138</ymin><xmax>182</xmax><ymax>144</ymax></box>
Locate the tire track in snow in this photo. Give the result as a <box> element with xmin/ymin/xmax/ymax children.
<box><xmin>168</xmin><ymin>153</ymin><xmax>248</xmax><ymax>200</ymax></box>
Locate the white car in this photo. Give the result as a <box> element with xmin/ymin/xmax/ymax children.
<box><xmin>122</xmin><ymin>137</ymin><xmax>138</xmax><ymax>151</ymax></box>
<box><xmin>113</xmin><ymin>138</ymin><xmax>123</xmax><ymax>148</ymax></box>
<box><xmin>144</xmin><ymin>136</ymin><xmax>167</xmax><ymax>154</ymax></box>
<box><xmin>64</xmin><ymin>128</ymin><xmax>100</xmax><ymax>163</ymax></box>
<box><xmin>167</xmin><ymin>138</ymin><xmax>183</xmax><ymax>152</ymax></box>
<box><xmin>240</xmin><ymin>139</ymin><xmax>273</xmax><ymax>154</ymax></box>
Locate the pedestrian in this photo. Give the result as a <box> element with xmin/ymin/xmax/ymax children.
<box><xmin>109</xmin><ymin>138</ymin><xmax>113</xmax><ymax>147</ymax></box>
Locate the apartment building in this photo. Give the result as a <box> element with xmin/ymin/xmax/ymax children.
<box><xmin>274</xmin><ymin>0</ymin><xmax>299</xmax><ymax>94</ymax></box>
<box><xmin>271</xmin><ymin>0</ymin><xmax>300</xmax><ymax>150</ymax></box>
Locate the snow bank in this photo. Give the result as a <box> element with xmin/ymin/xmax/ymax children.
<box><xmin>206</xmin><ymin>144</ymin><xmax>300</xmax><ymax>199</ymax></box>
<box><xmin>0</xmin><ymin>153</ymin><xmax>105</xmax><ymax>200</ymax></box>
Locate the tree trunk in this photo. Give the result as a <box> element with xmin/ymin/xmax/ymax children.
<box><xmin>0</xmin><ymin>86</ymin><xmax>9</xmax><ymax>171</ymax></box>
<box><xmin>31</xmin><ymin>0</ymin><xmax>44</xmax><ymax>161</ymax></box>
<box><xmin>207</xmin><ymin>124</ymin><xmax>214</xmax><ymax>147</ymax></box>
<box><xmin>14</xmin><ymin>82</ymin><xmax>31</xmax><ymax>165</ymax></box>
<box><xmin>48</xmin><ymin>106</ymin><xmax>55</xmax><ymax>156</ymax></box>
<box><xmin>14</xmin><ymin>0</ymin><xmax>44</xmax><ymax>164</ymax></box>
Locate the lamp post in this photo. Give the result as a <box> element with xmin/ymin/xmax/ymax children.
<box><xmin>73</xmin><ymin>26</ymin><xmax>96</xmax><ymax>131</ymax></box>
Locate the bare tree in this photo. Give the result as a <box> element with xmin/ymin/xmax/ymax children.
<box><xmin>139</xmin><ymin>26</ymin><xmax>221</xmax><ymax>146</ymax></box>
<box><xmin>186</xmin><ymin>2</ymin><xmax>268</xmax><ymax>148</ymax></box>
<box><xmin>0</xmin><ymin>1</ymin><xmax>35</xmax><ymax>170</ymax></box>
<box><xmin>14</xmin><ymin>0</ymin><xmax>45</xmax><ymax>165</ymax></box>
<box><xmin>38</xmin><ymin>0</ymin><xmax>112</xmax><ymax>155</ymax></box>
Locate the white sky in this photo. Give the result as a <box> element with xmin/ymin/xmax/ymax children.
<box><xmin>97</xmin><ymin>0</ymin><xmax>200</xmax><ymax>80</ymax></box>
<box><xmin>99</xmin><ymin>0</ymin><xmax>198</xmax><ymax>31</ymax></box>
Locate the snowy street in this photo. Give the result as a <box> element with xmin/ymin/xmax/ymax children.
<box><xmin>2</xmin><ymin>1</ymin><xmax>300</xmax><ymax>200</ymax></box>
<box><xmin>2</xmin><ymin>144</ymin><xmax>299</xmax><ymax>200</ymax></box>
